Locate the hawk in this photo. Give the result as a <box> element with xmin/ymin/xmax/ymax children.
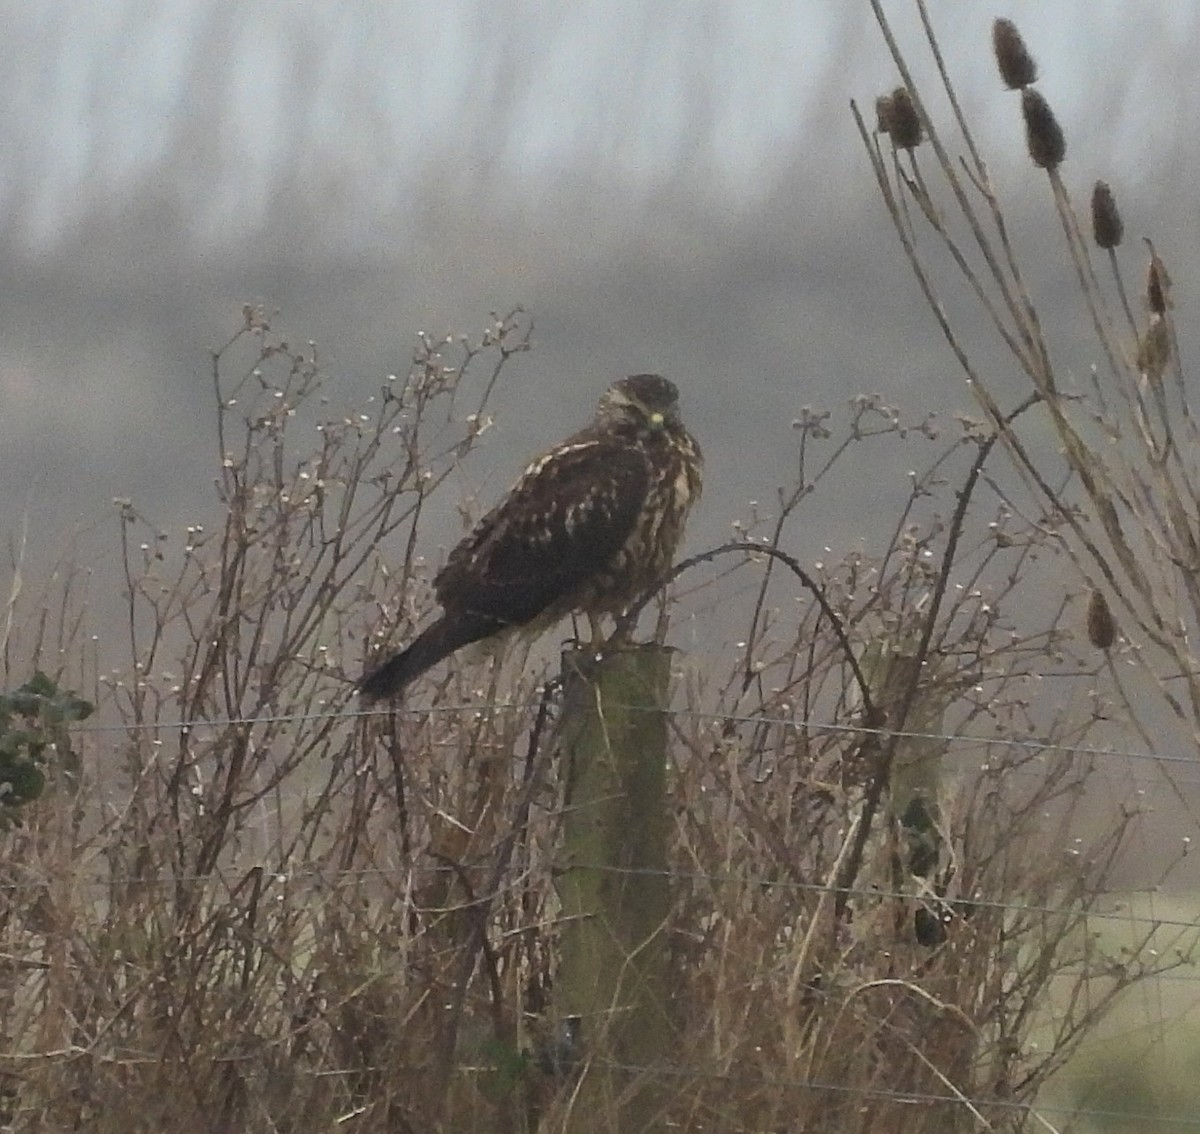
<box><xmin>359</xmin><ymin>374</ymin><xmax>703</xmax><ymax>700</ymax></box>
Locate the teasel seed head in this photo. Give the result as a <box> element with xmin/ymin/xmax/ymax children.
<box><xmin>1086</xmin><ymin>589</ymin><xmax>1116</xmax><ymax>651</ymax></box>
<box><xmin>1090</xmin><ymin>181</ymin><xmax>1123</xmax><ymax>249</ymax></box>
<box><xmin>1021</xmin><ymin>88</ymin><xmax>1065</xmax><ymax>170</ymax></box>
<box><xmin>993</xmin><ymin>19</ymin><xmax>1038</xmax><ymax>89</ymax></box>
<box><xmin>875</xmin><ymin>93</ymin><xmax>894</xmax><ymax>134</ymax></box>
<box><xmin>878</xmin><ymin>86</ymin><xmax>923</xmax><ymax>151</ymax></box>
<box><xmin>1146</xmin><ymin>254</ymin><xmax>1171</xmax><ymax>314</ymax></box>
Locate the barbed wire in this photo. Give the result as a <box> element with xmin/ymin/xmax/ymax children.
<box><xmin>57</xmin><ymin>697</ymin><xmax>1200</xmax><ymax>774</ymax></box>
<box><xmin>3</xmin><ymin>856</ymin><xmax>1196</xmax><ymax>935</ymax></box>
<box><xmin>578</xmin><ymin>1058</ymin><xmax>1200</xmax><ymax>1130</ymax></box>
<box><xmin>584</xmin><ymin>863</ymin><xmax>1200</xmax><ymax>933</ymax></box>
<box><xmin>13</xmin><ymin>1046</ymin><xmax>1197</xmax><ymax>1130</ymax></box>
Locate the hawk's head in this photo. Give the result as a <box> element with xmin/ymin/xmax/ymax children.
<box><xmin>596</xmin><ymin>374</ymin><xmax>682</xmax><ymax>432</ymax></box>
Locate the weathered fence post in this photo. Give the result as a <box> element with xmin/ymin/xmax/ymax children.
<box><xmin>554</xmin><ymin>643</ymin><xmax>673</xmax><ymax>1133</ymax></box>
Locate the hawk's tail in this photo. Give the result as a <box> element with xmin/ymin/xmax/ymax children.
<box><xmin>358</xmin><ymin>613</ymin><xmax>498</xmax><ymax>701</ymax></box>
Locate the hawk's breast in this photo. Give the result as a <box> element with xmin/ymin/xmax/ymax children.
<box><xmin>583</xmin><ymin>424</ymin><xmax>702</xmax><ymax>613</ymax></box>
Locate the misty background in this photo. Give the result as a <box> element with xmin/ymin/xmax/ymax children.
<box><xmin>5</xmin><ymin>1</ymin><xmax>1200</xmax><ymax>802</ymax></box>
<box><xmin>6</xmin><ymin>0</ymin><xmax>1198</xmax><ymax>555</ymax></box>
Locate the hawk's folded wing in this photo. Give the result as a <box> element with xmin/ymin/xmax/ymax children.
<box><xmin>435</xmin><ymin>436</ymin><xmax>650</xmax><ymax>626</ymax></box>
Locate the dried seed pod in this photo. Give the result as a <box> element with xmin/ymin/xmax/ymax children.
<box><xmin>1136</xmin><ymin>314</ymin><xmax>1171</xmax><ymax>385</ymax></box>
<box><xmin>875</xmin><ymin>93</ymin><xmax>895</xmax><ymax>134</ymax></box>
<box><xmin>1090</xmin><ymin>181</ymin><xmax>1123</xmax><ymax>249</ymax></box>
<box><xmin>1147</xmin><ymin>255</ymin><xmax>1171</xmax><ymax>314</ymax></box>
<box><xmin>993</xmin><ymin>18</ymin><xmax>1038</xmax><ymax>89</ymax></box>
<box><xmin>880</xmin><ymin>86</ymin><xmax>923</xmax><ymax>150</ymax></box>
<box><xmin>1086</xmin><ymin>589</ymin><xmax>1116</xmax><ymax>650</ymax></box>
<box><xmin>1021</xmin><ymin>88</ymin><xmax>1065</xmax><ymax>170</ymax></box>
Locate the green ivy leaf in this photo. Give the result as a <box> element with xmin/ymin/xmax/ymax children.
<box><xmin>4</xmin><ymin>761</ymin><xmax>45</xmax><ymax>805</ymax></box>
<box><xmin>0</xmin><ymin>673</ymin><xmax>91</xmax><ymax>818</ymax></box>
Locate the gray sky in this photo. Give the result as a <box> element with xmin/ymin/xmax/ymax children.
<box><xmin>5</xmin><ymin>1</ymin><xmax>1197</xmax><ymax>250</ymax></box>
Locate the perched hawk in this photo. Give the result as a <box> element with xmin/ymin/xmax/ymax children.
<box><xmin>359</xmin><ymin>374</ymin><xmax>703</xmax><ymax>700</ymax></box>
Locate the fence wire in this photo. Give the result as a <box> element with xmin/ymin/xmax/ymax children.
<box><xmin>8</xmin><ymin>1046</ymin><xmax>1198</xmax><ymax>1131</ymax></box>
<box><xmin>60</xmin><ymin>697</ymin><xmax>1200</xmax><ymax>772</ymax></box>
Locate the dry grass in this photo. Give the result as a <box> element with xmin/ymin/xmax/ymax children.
<box><xmin>860</xmin><ymin>1</ymin><xmax>1200</xmax><ymax>801</ymax></box>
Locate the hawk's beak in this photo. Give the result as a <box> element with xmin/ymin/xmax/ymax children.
<box><xmin>649</xmin><ymin>411</ymin><xmax>665</xmax><ymax>427</ymax></box>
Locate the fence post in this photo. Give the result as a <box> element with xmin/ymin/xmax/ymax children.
<box><xmin>554</xmin><ymin>643</ymin><xmax>673</xmax><ymax>1133</ymax></box>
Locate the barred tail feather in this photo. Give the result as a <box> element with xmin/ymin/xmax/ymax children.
<box><xmin>358</xmin><ymin>614</ymin><xmax>498</xmax><ymax>701</ymax></box>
